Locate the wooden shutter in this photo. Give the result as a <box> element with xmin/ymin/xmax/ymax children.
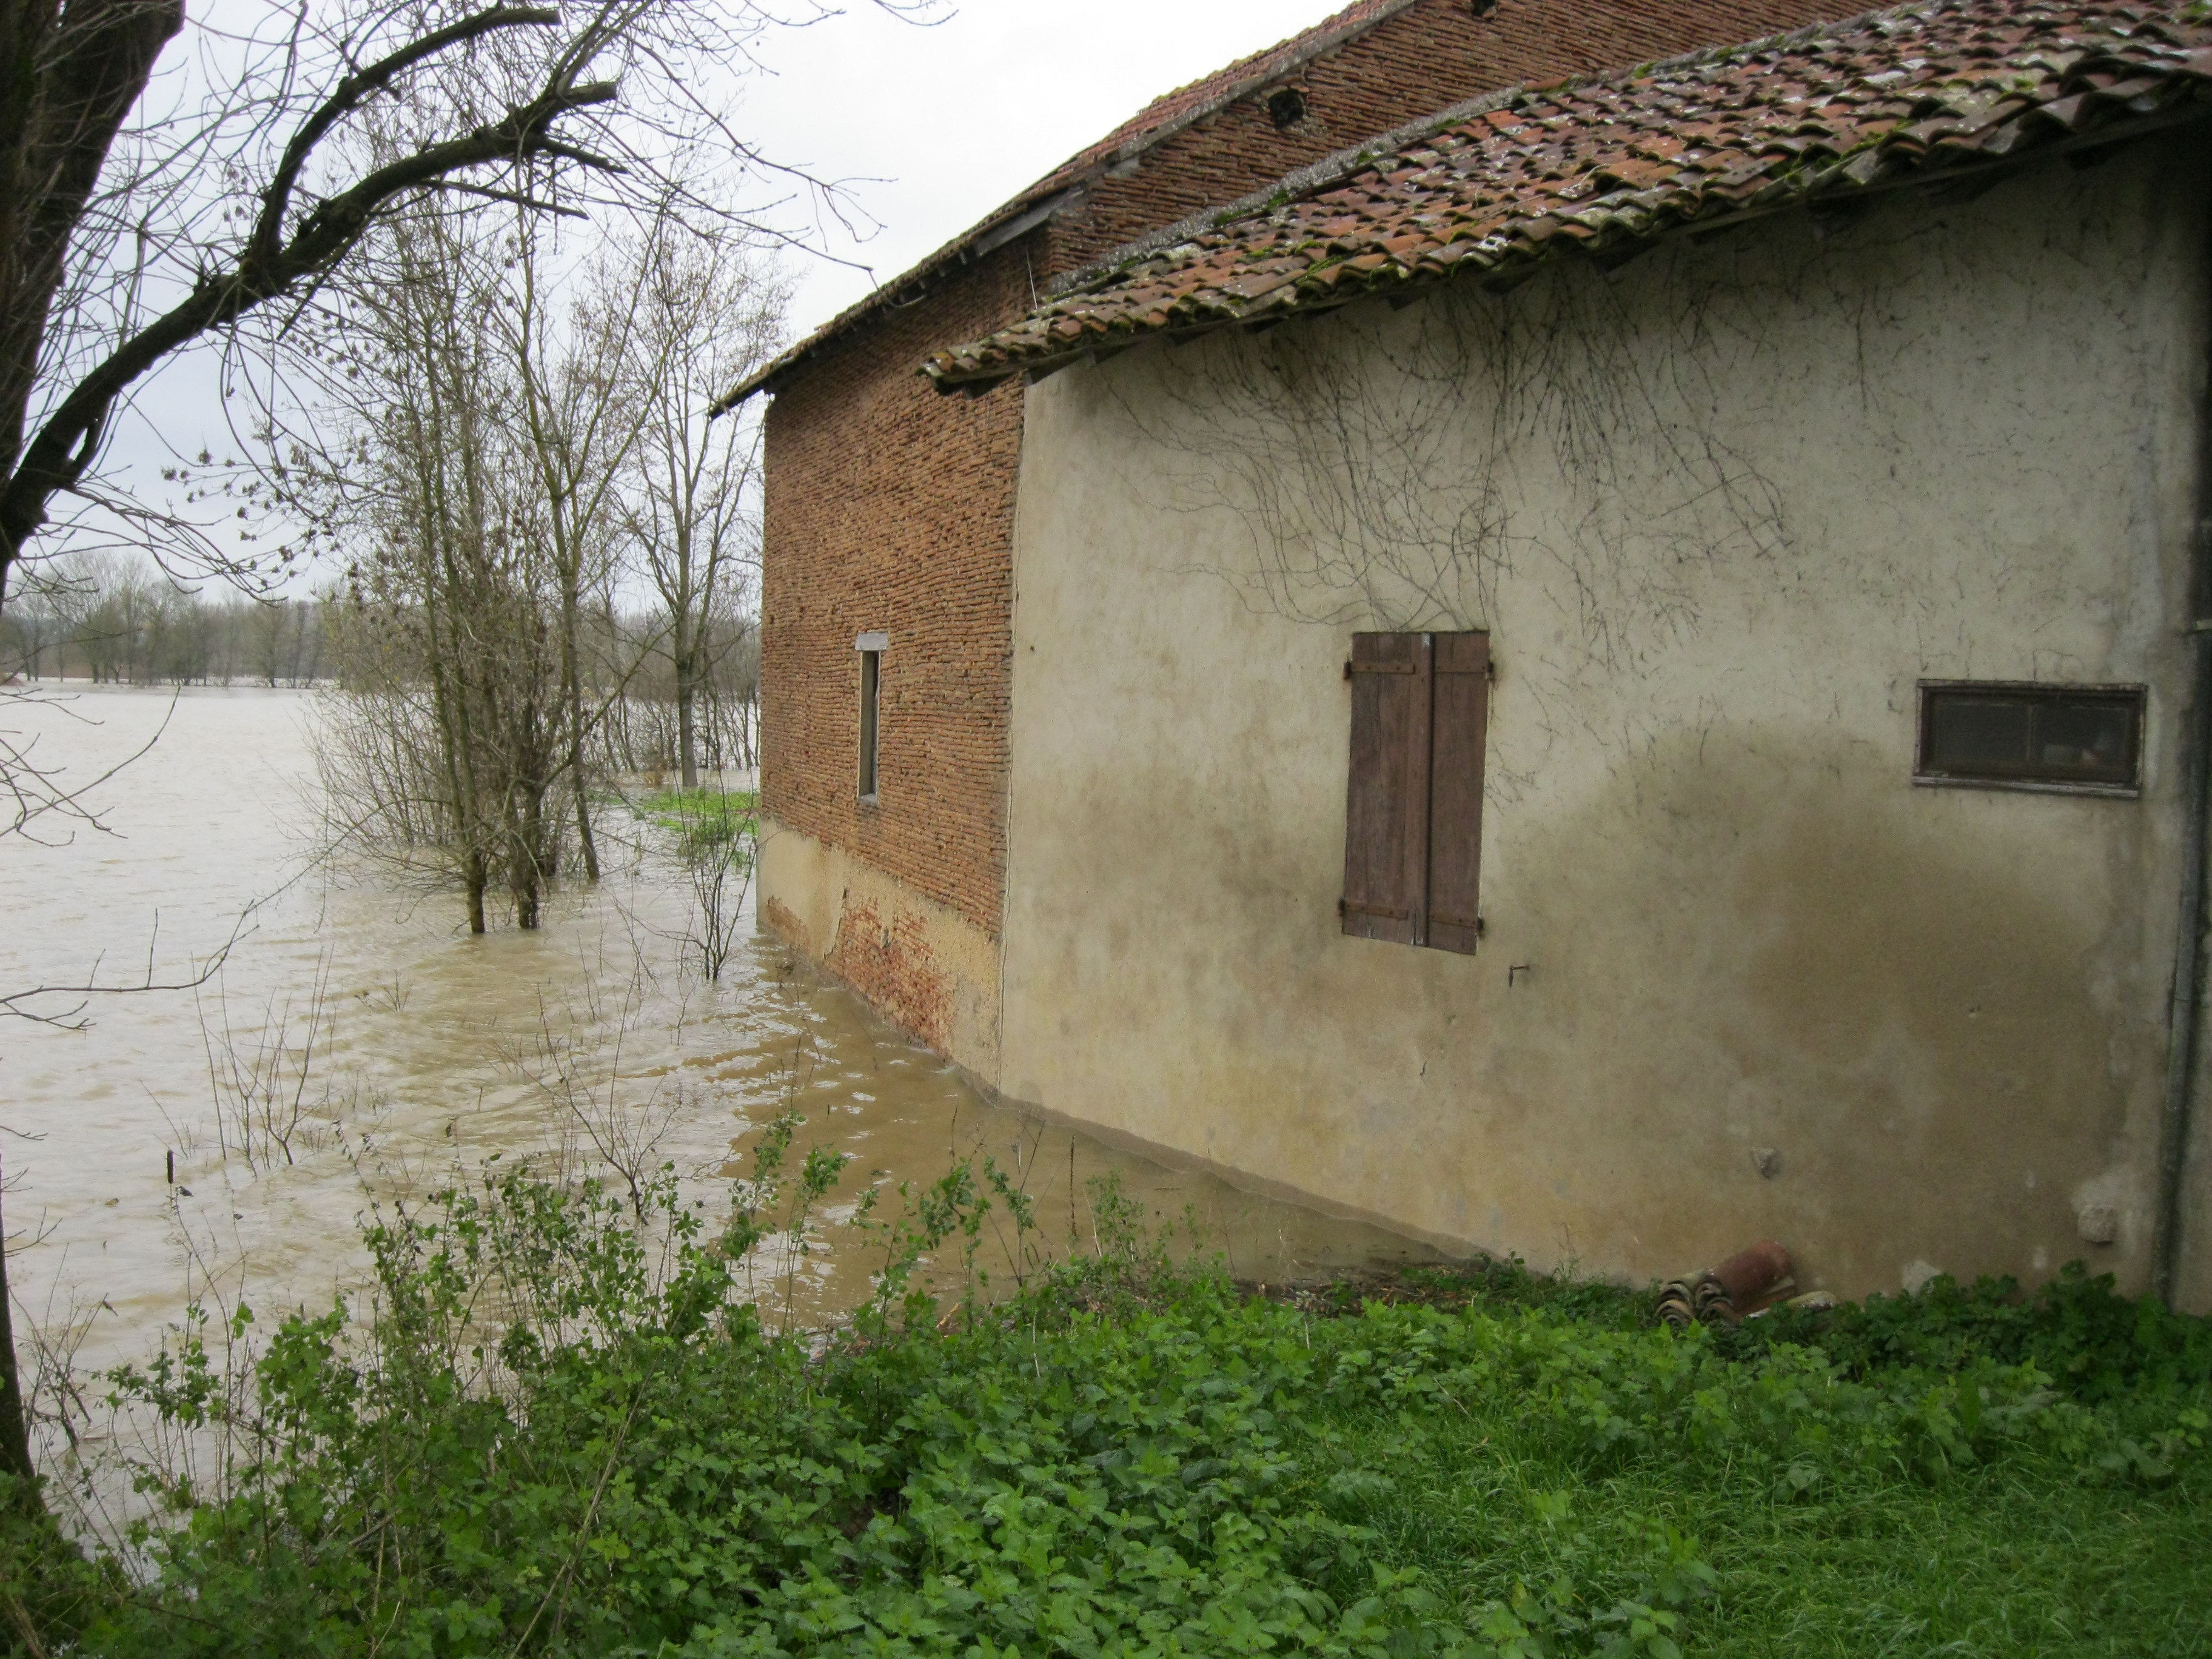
<box><xmin>1426</xmin><ymin>632</ymin><xmax>1489</xmax><ymax>957</ymax></box>
<box><xmin>1341</xmin><ymin>629</ymin><xmax>1488</xmax><ymax>952</ymax></box>
<box><xmin>1341</xmin><ymin>632</ymin><xmax>1430</xmax><ymax>945</ymax></box>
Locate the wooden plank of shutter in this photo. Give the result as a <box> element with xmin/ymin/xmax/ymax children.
<box><xmin>1342</xmin><ymin>631</ymin><xmax>1430</xmax><ymax>945</ymax></box>
<box><xmin>1426</xmin><ymin>631</ymin><xmax>1489</xmax><ymax>956</ymax></box>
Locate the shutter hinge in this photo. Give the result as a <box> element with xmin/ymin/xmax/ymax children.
<box><xmin>1341</xmin><ymin>897</ymin><xmax>1412</xmax><ymax>920</ymax></box>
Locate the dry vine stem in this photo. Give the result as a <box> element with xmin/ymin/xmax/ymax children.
<box><xmin>1112</xmin><ymin>242</ymin><xmax>1805</xmax><ymax>651</ymax></box>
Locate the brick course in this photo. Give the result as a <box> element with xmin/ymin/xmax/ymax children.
<box><xmin>758</xmin><ymin>0</ymin><xmax>1851</xmax><ymax>968</ymax></box>
<box><xmin>760</xmin><ymin>241</ymin><xmax>1033</xmax><ymax>939</ymax></box>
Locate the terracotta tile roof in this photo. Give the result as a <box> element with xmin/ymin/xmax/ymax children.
<box><xmin>924</xmin><ymin>0</ymin><xmax>2212</xmax><ymax>390</ymax></box>
<box><xmin>718</xmin><ymin>0</ymin><xmax>1425</xmax><ymax>407</ymax></box>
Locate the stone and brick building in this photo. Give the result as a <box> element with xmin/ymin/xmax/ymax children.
<box><xmin>726</xmin><ymin>0</ymin><xmax>1850</xmax><ymax>1084</ymax></box>
<box><xmin>728</xmin><ymin>0</ymin><xmax>2212</xmax><ymax>1306</ymax></box>
<box><xmin>908</xmin><ymin>0</ymin><xmax>2212</xmax><ymax>1306</ymax></box>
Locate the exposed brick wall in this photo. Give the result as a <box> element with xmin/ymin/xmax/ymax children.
<box><xmin>762</xmin><ymin>894</ymin><xmax>806</xmax><ymax>945</ymax></box>
<box><xmin>759</xmin><ymin>238</ymin><xmax>1036</xmax><ymax>939</ymax></box>
<box><xmin>758</xmin><ymin>0</ymin><xmax>1857</xmax><ymax>952</ymax></box>
<box><xmin>824</xmin><ymin>897</ymin><xmax>956</xmax><ymax>1053</ymax></box>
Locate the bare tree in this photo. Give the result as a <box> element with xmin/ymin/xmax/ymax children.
<box><xmin>7</xmin><ymin>0</ymin><xmax>618</xmax><ymax>604</ymax></box>
<box><xmin>627</xmin><ymin>215</ymin><xmax>782</xmax><ymax>789</ymax></box>
<box><xmin>0</xmin><ymin>0</ymin><xmax>681</xmax><ymax>1065</ymax></box>
<box><xmin>0</xmin><ymin>0</ymin><xmax>938</xmax><ymax>1541</ymax></box>
<box><xmin>329</xmin><ymin>193</ymin><xmax>568</xmax><ymax>932</ymax></box>
<box><xmin>506</xmin><ymin>203</ymin><xmax>674</xmax><ymax>877</ymax></box>
<box><xmin>313</xmin><ymin>195</ymin><xmax>779</xmax><ymax>924</ymax></box>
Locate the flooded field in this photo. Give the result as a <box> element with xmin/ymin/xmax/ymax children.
<box><xmin>1</xmin><ymin>685</ymin><xmax>1433</xmax><ymax>1395</ymax></box>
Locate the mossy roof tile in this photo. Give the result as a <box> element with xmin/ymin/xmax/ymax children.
<box><xmin>926</xmin><ymin>0</ymin><xmax>2212</xmax><ymax>390</ymax></box>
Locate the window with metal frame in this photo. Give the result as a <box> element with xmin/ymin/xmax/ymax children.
<box><xmin>1914</xmin><ymin>680</ymin><xmax>2143</xmax><ymax>796</ymax></box>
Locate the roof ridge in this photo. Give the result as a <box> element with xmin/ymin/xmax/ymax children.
<box><xmin>1045</xmin><ymin>0</ymin><xmax>1942</xmax><ymax>301</ymax></box>
<box><xmin>1086</xmin><ymin>0</ymin><xmax>1426</xmax><ymax>169</ymax></box>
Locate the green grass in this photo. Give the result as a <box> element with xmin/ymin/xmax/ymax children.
<box><xmin>1306</xmin><ymin>1260</ymin><xmax>2212</xmax><ymax>1654</ymax></box>
<box><xmin>1309</xmin><ymin>1275</ymin><xmax>2212</xmax><ymax>1657</ymax></box>
<box><xmin>632</xmin><ymin>785</ymin><xmax>758</xmax><ymax>861</ymax></box>
<box><xmin>7</xmin><ymin>1156</ymin><xmax>2208</xmax><ymax>1657</ymax></box>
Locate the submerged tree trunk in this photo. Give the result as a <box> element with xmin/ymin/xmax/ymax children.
<box><xmin>463</xmin><ymin>845</ymin><xmax>488</xmax><ymax>936</ymax></box>
<box><xmin>427</xmin><ymin>646</ymin><xmax>486</xmax><ymax>937</ymax></box>
<box><xmin>508</xmin><ymin>728</ymin><xmax>545</xmax><ymax>930</ymax></box>
<box><xmin>507</xmin><ymin>802</ymin><xmax>540</xmax><ymax>929</ymax></box>
<box><xmin>563</xmin><ymin>583</ymin><xmax>600</xmax><ymax>880</ymax></box>
<box><xmin>0</xmin><ymin>1161</ymin><xmax>35</xmax><ymax>1494</ymax></box>
<box><xmin>674</xmin><ymin>602</ymin><xmax>699</xmax><ymax>789</ymax></box>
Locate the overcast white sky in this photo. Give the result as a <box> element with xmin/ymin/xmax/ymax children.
<box><xmin>706</xmin><ymin>0</ymin><xmax>1350</xmax><ymax>343</ymax></box>
<box><xmin>85</xmin><ymin>2</ymin><xmax>1349</xmax><ymax>588</ymax></box>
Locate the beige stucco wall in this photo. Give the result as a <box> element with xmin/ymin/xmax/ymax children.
<box><xmin>998</xmin><ymin>136</ymin><xmax>2212</xmax><ymax>1304</ymax></box>
<box><xmin>757</xmin><ymin>816</ymin><xmax>1002</xmax><ymax>1082</ymax></box>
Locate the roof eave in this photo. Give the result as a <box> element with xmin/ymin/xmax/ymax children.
<box><xmin>923</xmin><ymin>102</ymin><xmax>2212</xmax><ymax>394</ymax></box>
<box><xmin>713</xmin><ymin>0</ymin><xmax>1429</xmax><ymax>411</ymax></box>
<box><xmin>712</xmin><ymin>183</ymin><xmax>1090</xmax><ymax>412</ymax></box>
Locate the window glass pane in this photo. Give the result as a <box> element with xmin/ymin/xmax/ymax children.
<box><xmin>1928</xmin><ymin>697</ymin><xmax>2031</xmax><ymax>772</ymax></box>
<box><xmin>2034</xmin><ymin>700</ymin><xmax>2134</xmax><ymax>782</ymax></box>
<box><xmin>859</xmin><ymin>651</ymin><xmax>880</xmax><ymax>799</ymax></box>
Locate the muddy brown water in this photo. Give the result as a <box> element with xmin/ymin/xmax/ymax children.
<box><xmin>1</xmin><ymin>685</ymin><xmax>1435</xmax><ymax>1395</ymax></box>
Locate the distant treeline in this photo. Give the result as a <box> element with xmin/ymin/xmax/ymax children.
<box><xmin>0</xmin><ymin>557</ymin><xmax>760</xmax><ymax>782</ymax></box>
<box><xmin>321</xmin><ymin>590</ymin><xmax>762</xmax><ymax>786</ymax></box>
<box><xmin>0</xmin><ymin>560</ymin><xmax>327</xmax><ymax>687</ymax></box>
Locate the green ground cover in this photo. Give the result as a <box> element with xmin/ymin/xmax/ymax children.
<box><xmin>629</xmin><ymin>787</ymin><xmax>758</xmax><ymax>862</ymax></box>
<box><xmin>4</xmin><ymin>1150</ymin><xmax>2207</xmax><ymax>1658</ymax></box>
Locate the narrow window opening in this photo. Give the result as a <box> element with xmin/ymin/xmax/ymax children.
<box><xmin>1915</xmin><ymin>680</ymin><xmax>2143</xmax><ymax>795</ymax></box>
<box><xmin>856</xmin><ymin>632</ymin><xmax>886</xmax><ymax>802</ymax></box>
<box><xmin>858</xmin><ymin>651</ymin><xmax>880</xmax><ymax>801</ymax></box>
<box><xmin>1267</xmin><ymin>87</ymin><xmax>1306</xmax><ymax>129</ymax></box>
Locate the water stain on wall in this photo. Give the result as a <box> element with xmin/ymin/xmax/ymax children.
<box><xmin>1481</xmin><ymin>723</ymin><xmax>2162</xmax><ymax>1295</ymax></box>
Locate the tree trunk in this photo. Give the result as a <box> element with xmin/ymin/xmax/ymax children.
<box><xmin>0</xmin><ymin>0</ymin><xmax>186</xmax><ymax>611</ymax></box>
<box><xmin>0</xmin><ymin>1156</ymin><xmax>38</xmax><ymax>1499</ymax></box>
<box><xmin>464</xmin><ymin>844</ymin><xmax>488</xmax><ymax>936</ymax></box>
<box><xmin>674</xmin><ymin>605</ymin><xmax>699</xmax><ymax>790</ymax></box>
<box><xmin>508</xmin><ymin>776</ymin><xmax>541</xmax><ymax>930</ymax></box>
<box><xmin>423</xmin><ymin>512</ymin><xmax>486</xmax><ymax>936</ymax></box>
<box><xmin>562</xmin><ymin>582</ymin><xmax>598</xmax><ymax>880</ymax></box>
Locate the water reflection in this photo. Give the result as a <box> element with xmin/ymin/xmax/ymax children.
<box><xmin>1</xmin><ymin>685</ymin><xmax>1435</xmax><ymax>1387</ymax></box>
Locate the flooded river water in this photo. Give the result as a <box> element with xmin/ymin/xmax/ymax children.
<box><xmin>1</xmin><ymin>685</ymin><xmax>1429</xmax><ymax>1397</ymax></box>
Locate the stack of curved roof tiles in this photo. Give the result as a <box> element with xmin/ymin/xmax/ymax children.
<box><xmin>925</xmin><ymin>0</ymin><xmax>2212</xmax><ymax>392</ymax></box>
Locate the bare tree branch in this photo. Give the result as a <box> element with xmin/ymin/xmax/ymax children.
<box><xmin>0</xmin><ymin>1</ymin><xmax>697</xmax><ymax>606</ymax></box>
<box><xmin>1</xmin><ymin>44</ymin><xmax>622</xmax><ymax>582</ymax></box>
